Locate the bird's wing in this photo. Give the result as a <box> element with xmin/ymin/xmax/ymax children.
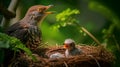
<box><xmin>6</xmin><ymin>22</ymin><xmax>20</xmax><ymax>34</ymax></box>
<box><xmin>6</xmin><ymin>22</ymin><xmax>30</xmax><ymax>43</ymax></box>
<box><xmin>6</xmin><ymin>22</ymin><xmax>29</xmax><ymax>35</ymax></box>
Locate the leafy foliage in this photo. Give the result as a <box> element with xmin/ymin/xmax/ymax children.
<box><xmin>53</xmin><ymin>8</ymin><xmax>80</xmax><ymax>29</ymax></box>
<box><xmin>56</xmin><ymin>8</ymin><xmax>80</xmax><ymax>21</ymax></box>
<box><xmin>0</xmin><ymin>33</ymin><xmax>36</xmax><ymax>63</ymax></box>
<box><xmin>53</xmin><ymin>8</ymin><xmax>101</xmax><ymax>45</ymax></box>
<box><xmin>89</xmin><ymin>1</ymin><xmax>120</xmax><ymax>40</ymax></box>
<box><xmin>88</xmin><ymin>1</ymin><xmax>120</xmax><ymax>67</ymax></box>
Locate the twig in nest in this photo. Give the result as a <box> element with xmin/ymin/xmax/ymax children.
<box><xmin>88</xmin><ymin>55</ymin><xmax>101</xmax><ymax>67</ymax></box>
<box><xmin>64</xmin><ymin>61</ymin><xmax>68</xmax><ymax>67</ymax></box>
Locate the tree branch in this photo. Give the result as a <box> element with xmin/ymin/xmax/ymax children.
<box><xmin>0</xmin><ymin>3</ymin><xmax>16</xmax><ymax>19</ymax></box>
<box><xmin>0</xmin><ymin>0</ymin><xmax>20</xmax><ymax>30</ymax></box>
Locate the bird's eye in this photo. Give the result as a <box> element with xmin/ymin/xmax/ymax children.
<box><xmin>37</xmin><ymin>8</ymin><xmax>46</xmax><ymax>12</ymax></box>
<box><xmin>37</xmin><ymin>8</ymin><xmax>41</xmax><ymax>12</ymax></box>
<box><xmin>31</xmin><ymin>14</ymin><xmax>35</xmax><ymax>18</ymax></box>
<box><xmin>42</xmin><ymin>8</ymin><xmax>46</xmax><ymax>10</ymax></box>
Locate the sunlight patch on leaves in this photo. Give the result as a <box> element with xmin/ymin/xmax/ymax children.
<box><xmin>52</xmin><ymin>8</ymin><xmax>80</xmax><ymax>30</ymax></box>
<box><xmin>56</xmin><ymin>8</ymin><xmax>80</xmax><ymax>22</ymax></box>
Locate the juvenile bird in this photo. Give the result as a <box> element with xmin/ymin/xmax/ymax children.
<box><xmin>6</xmin><ymin>5</ymin><xmax>53</xmax><ymax>50</ymax></box>
<box><xmin>49</xmin><ymin>52</ymin><xmax>64</xmax><ymax>59</ymax></box>
<box><xmin>63</xmin><ymin>39</ymin><xmax>82</xmax><ymax>57</ymax></box>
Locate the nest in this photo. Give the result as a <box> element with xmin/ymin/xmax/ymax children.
<box><xmin>11</xmin><ymin>45</ymin><xmax>114</xmax><ymax>67</ymax></box>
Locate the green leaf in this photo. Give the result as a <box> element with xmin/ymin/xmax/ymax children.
<box><xmin>0</xmin><ymin>41</ymin><xmax>10</xmax><ymax>48</ymax></box>
<box><xmin>0</xmin><ymin>33</ymin><xmax>36</xmax><ymax>61</ymax></box>
<box><xmin>54</xmin><ymin>8</ymin><xmax>80</xmax><ymax>29</ymax></box>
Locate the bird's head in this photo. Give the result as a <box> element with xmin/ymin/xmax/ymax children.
<box><xmin>24</xmin><ymin>5</ymin><xmax>53</xmax><ymax>24</ymax></box>
<box><xmin>63</xmin><ymin>39</ymin><xmax>76</xmax><ymax>50</ymax></box>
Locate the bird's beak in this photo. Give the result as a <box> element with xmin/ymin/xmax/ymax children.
<box><xmin>45</xmin><ymin>5</ymin><xmax>54</xmax><ymax>14</ymax></box>
<box><xmin>63</xmin><ymin>44</ymin><xmax>69</xmax><ymax>49</ymax></box>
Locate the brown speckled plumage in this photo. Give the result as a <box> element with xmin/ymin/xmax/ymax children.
<box><xmin>6</xmin><ymin>5</ymin><xmax>52</xmax><ymax>50</ymax></box>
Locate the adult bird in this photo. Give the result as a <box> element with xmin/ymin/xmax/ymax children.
<box><xmin>6</xmin><ymin>5</ymin><xmax>53</xmax><ymax>50</ymax></box>
<box><xmin>63</xmin><ymin>39</ymin><xmax>82</xmax><ymax>57</ymax></box>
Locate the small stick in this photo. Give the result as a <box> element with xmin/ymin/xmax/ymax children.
<box><xmin>81</xmin><ymin>27</ymin><xmax>101</xmax><ymax>45</ymax></box>
<box><xmin>74</xmin><ymin>22</ymin><xmax>101</xmax><ymax>45</ymax></box>
<box><xmin>88</xmin><ymin>55</ymin><xmax>101</xmax><ymax>67</ymax></box>
<box><xmin>63</xmin><ymin>61</ymin><xmax>68</xmax><ymax>67</ymax></box>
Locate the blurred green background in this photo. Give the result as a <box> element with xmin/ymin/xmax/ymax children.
<box><xmin>0</xmin><ymin>0</ymin><xmax>120</xmax><ymax>67</ymax></box>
